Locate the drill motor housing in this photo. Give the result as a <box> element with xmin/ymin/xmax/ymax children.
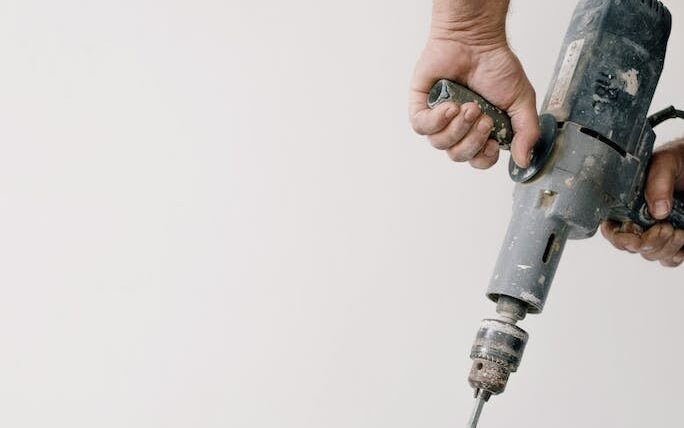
<box><xmin>489</xmin><ymin>0</ymin><xmax>675</xmax><ymax>315</ymax></box>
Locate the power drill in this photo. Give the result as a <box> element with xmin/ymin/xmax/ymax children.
<box><xmin>427</xmin><ymin>0</ymin><xmax>684</xmax><ymax>426</ymax></box>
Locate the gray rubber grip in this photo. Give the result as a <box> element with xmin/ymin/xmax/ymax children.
<box><xmin>427</xmin><ymin>79</ymin><xmax>514</xmax><ymax>149</ymax></box>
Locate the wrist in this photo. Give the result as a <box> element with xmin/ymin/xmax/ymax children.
<box><xmin>430</xmin><ymin>0</ymin><xmax>509</xmax><ymax>50</ymax></box>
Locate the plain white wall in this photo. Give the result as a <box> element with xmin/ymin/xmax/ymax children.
<box><xmin>0</xmin><ymin>1</ymin><xmax>681</xmax><ymax>427</ymax></box>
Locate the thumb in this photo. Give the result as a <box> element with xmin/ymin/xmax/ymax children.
<box><xmin>508</xmin><ymin>86</ymin><xmax>540</xmax><ymax>168</ymax></box>
<box><xmin>645</xmin><ymin>147</ymin><xmax>683</xmax><ymax>220</ymax></box>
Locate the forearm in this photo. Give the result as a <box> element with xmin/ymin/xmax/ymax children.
<box><xmin>430</xmin><ymin>0</ymin><xmax>510</xmax><ymax>48</ymax></box>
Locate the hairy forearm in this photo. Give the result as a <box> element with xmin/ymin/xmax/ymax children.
<box><xmin>430</xmin><ymin>0</ymin><xmax>510</xmax><ymax>47</ymax></box>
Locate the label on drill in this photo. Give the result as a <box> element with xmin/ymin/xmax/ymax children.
<box><xmin>548</xmin><ymin>39</ymin><xmax>585</xmax><ymax>110</ymax></box>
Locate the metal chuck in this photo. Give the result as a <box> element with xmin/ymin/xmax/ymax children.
<box><xmin>466</xmin><ymin>297</ymin><xmax>529</xmax><ymax>428</ymax></box>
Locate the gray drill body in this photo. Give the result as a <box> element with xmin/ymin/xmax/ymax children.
<box><xmin>488</xmin><ymin>0</ymin><xmax>674</xmax><ymax>313</ymax></box>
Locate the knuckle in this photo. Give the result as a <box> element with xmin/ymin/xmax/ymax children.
<box><xmin>470</xmin><ymin>157</ymin><xmax>495</xmax><ymax>170</ymax></box>
<box><xmin>463</xmin><ymin>141</ymin><xmax>485</xmax><ymax>161</ymax></box>
<box><xmin>447</xmin><ymin>148</ymin><xmax>469</xmax><ymax>162</ymax></box>
<box><xmin>412</xmin><ymin>122</ymin><xmax>428</xmax><ymax>136</ymax></box>
<box><xmin>599</xmin><ymin>227</ymin><xmax>610</xmax><ymax>239</ymax></box>
<box><xmin>446</xmin><ymin>148</ymin><xmax>466</xmax><ymax>162</ymax></box>
<box><xmin>409</xmin><ymin>113</ymin><xmax>425</xmax><ymax>133</ymax></box>
<box><xmin>428</xmin><ymin>135</ymin><xmax>448</xmax><ymax>150</ymax></box>
<box><xmin>643</xmin><ymin>225</ymin><xmax>661</xmax><ymax>241</ymax></box>
<box><xmin>447</xmin><ymin>137</ymin><xmax>485</xmax><ymax>162</ymax></box>
<box><xmin>610</xmin><ymin>238</ymin><xmax>626</xmax><ymax>251</ymax></box>
<box><xmin>641</xmin><ymin>252</ymin><xmax>659</xmax><ymax>261</ymax></box>
<box><xmin>659</xmin><ymin>223</ymin><xmax>674</xmax><ymax>239</ymax></box>
<box><xmin>600</xmin><ymin>222</ymin><xmax>616</xmax><ymax>239</ymax></box>
<box><xmin>449</xmin><ymin>121</ymin><xmax>470</xmax><ymax>141</ymax></box>
<box><xmin>462</xmin><ymin>140</ymin><xmax>487</xmax><ymax>160</ymax></box>
<box><xmin>609</xmin><ymin>240</ymin><xmax>622</xmax><ymax>250</ymax></box>
<box><xmin>619</xmin><ymin>236</ymin><xmax>640</xmax><ymax>253</ymax></box>
<box><xmin>412</xmin><ymin>112</ymin><xmax>441</xmax><ymax>136</ymax></box>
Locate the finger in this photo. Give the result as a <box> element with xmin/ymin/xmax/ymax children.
<box><xmin>600</xmin><ymin>221</ymin><xmax>620</xmax><ymax>245</ymax></box>
<box><xmin>409</xmin><ymin>95</ymin><xmax>460</xmax><ymax>136</ymax></box>
<box><xmin>660</xmin><ymin>256</ymin><xmax>683</xmax><ymax>268</ymax></box>
<box><xmin>469</xmin><ymin>139</ymin><xmax>500</xmax><ymax>169</ymax></box>
<box><xmin>601</xmin><ymin>220</ymin><xmax>642</xmax><ymax>246</ymax></box>
<box><xmin>660</xmin><ymin>248</ymin><xmax>684</xmax><ymax>268</ymax></box>
<box><xmin>427</xmin><ymin>102</ymin><xmax>481</xmax><ymax>150</ymax></box>
<box><xmin>639</xmin><ymin>222</ymin><xmax>674</xmax><ymax>261</ymax></box>
<box><xmin>508</xmin><ymin>85</ymin><xmax>540</xmax><ymax>168</ymax></box>
<box><xmin>645</xmin><ymin>148</ymin><xmax>683</xmax><ymax>220</ymax></box>
<box><xmin>669</xmin><ymin>249</ymin><xmax>684</xmax><ymax>267</ymax></box>
<box><xmin>647</xmin><ymin>228</ymin><xmax>684</xmax><ymax>262</ymax></box>
<box><xmin>446</xmin><ymin>115</ymin><xmax>493</xmax><ymax>162</ymax></box>
<box><xmin>601</xmin><ymin>221</ymin><xmax>641</xmax><ymax>253</ymax></box>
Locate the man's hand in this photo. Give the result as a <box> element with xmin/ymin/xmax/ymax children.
<box><xmin>409</xmin><ymin>0</ymin><xmax>540</xmax><ymax>169</ymax></box>
<box><xmin>600</xmin><ymin>140</ymin><xmax>684</xmax><ymax>267</ymax></box>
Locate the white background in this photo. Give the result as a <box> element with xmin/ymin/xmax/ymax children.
<box><xmin>0</xmin><ymin>0</ymin><xmax>682</xmax><ymax>427</ymax></box>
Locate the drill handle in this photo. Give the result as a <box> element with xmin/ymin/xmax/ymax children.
<box><xmin>428</xmin><ymin>79</ymin><xmax>514</xmax><ymax>149</ymax></box>
<box><xmin>631</xmin><ymin>193</ymin><xmax>684</xmax><ymax>231</ymax></box>
<box><xmin>427</xmin><ymin>79</ymin><xmax>557</xmax><ymax>183</ymax></box>
<box><xmin>670</xmin><ymin>197</ymin><xmax>684</xmax><ymax>230</ymax></box>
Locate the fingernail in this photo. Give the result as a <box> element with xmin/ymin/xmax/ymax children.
<box><xmin>478</xmin><ymin>117</ymin><xmax>492</xmax><ymax>133</ymax></box>
<box><xmin>653</xmin><ymin>200</ymin><xmax>671</xmax><ymax>218</ymax></box>
<box><xmin>445</xmin><ymin>106</ymin><xmax>458</xmax><ymax>118</ymax></box>
<box><xmin>640</xmin><ymin>245</ymin><xmax>654</xmax><ymax>253</ymax></box>
<box><xmin>674</xmin><ymin>255</ymin><xmax>683</xmax><ymax>264</ymax></box>
<box><xmin>464</xmin><ymin>106</ymin><xmax>479</xmax><ymax>122</ymax></box>
<box><xmin>626</xmin><ymin>244</ymin><xmax>639</xmax><ymax>252</ymax></box>
<box><xmin>484</xmin><ymin>143</ymin><xmax>498</xmax><ymax>158</ymax></box>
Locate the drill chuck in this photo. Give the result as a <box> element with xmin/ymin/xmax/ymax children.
<box><xmin>468</xmin><ymin>319</ymin><xmax>528</xmax><ymax>396</ymax></box>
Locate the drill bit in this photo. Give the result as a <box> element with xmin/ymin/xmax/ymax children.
<box><xmin>467</xmin><ymin>389</ymin><xmax>490</xmax><ymax>428</ymax></box>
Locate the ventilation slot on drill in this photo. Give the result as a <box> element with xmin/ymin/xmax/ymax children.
<box><xmin>579</xmin><ymin>127</ymin><xmax>627</xmax><ymax>157</ymax></box>
<box><xmin>542</xmin><ymin>234</ymin><xmax>556</xmax><ymax>264</ymax></box>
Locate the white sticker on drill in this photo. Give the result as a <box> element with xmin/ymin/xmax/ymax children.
<box><xmin>548</xmin><ymin>39</ymin><xmax>585</xmax><ymax>110</ymax></box>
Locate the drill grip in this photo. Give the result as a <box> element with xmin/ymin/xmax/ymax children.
<box><xmin>671</xmin><ymin>197</ymin><xmax>684</xmax><ymax>230</ymax></box>
<box><xmin>632</xmin><ymin>193</ymin><xmax>684</xmax><ymax>231</ymax></box>
<box><xmin>428</xmin><ymin>79</ymin><xmax>514</xmax><ymax>149</ymax></box>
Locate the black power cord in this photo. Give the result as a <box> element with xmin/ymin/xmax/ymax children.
<box><xmin>648</xmin><ymin>105</ymin><xmax>684</xmax><ymax>127</ymax></box>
